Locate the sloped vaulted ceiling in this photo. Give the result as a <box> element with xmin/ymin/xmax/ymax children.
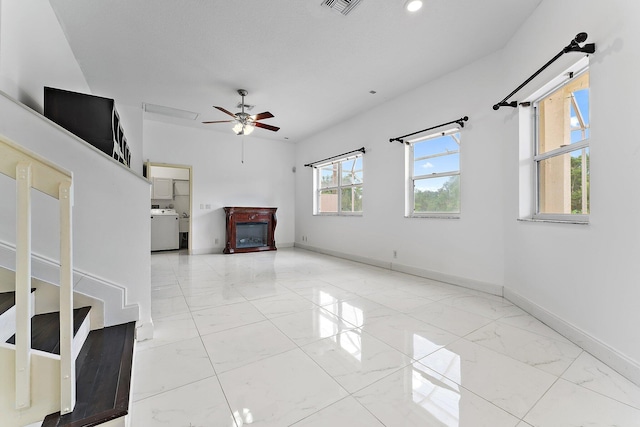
<box><xmin>49</xmin><ymin>0</ymin><xmax>542</xmax><ymax>141</ymax></box>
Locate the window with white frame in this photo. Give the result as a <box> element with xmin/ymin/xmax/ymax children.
<box><xmin>407</xmin><ymin>129</ymin><xmax>461</xmax><ymax>216</ymax></box>
<box><xmin>315</xmin><ymin>154</ymin><xmax>363</xmax><ymax>215</ymax></box>
<box><xmin>533</xmin><ymin>66</ymin><xmax>589</xmax><ymax>220</ymax></box>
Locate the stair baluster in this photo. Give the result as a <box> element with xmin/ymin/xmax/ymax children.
<box><xmin>2</xmin><ymin>136</ymin><xmax>76</xmax><ymax>419</ymax></box>
<box><xmin>59</xmin><ymin>180</ymin><xmax>75</xmax><ymax>415</ymax></box>
<box><xmin>15</xmin><ymin>161</ymin><xmax>32</xmax><ymax>410</ymax></box>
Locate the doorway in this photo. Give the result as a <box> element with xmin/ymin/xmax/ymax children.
<box><xmin>145</xmin><ymin>161</ymin><xmax>193</xmax><ymax>253</ymax></box>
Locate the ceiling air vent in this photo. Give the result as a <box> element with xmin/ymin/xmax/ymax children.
<box><xmin>143</xmin><ymin>103</ymin><xmax>199</xmax><ymax>120</ymax></box>
<box><xmin>321</xmin><ymin>0</ymin><xmax>363</xmax><ymax>16</ymax></box>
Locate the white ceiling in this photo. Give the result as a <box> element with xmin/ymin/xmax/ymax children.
<box><xmin>49</xmin><ymin>0</ymin><xmax>542</xmax><ymax>142</ymax></box>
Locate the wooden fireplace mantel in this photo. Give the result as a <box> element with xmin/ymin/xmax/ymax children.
<box><xmin>223</xmin><ymin>206</ymin><xmax>277</xmax><ymax>254</ymax></box>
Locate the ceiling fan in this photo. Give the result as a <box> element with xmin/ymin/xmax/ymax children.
<box><xmin>202</xmin><ymin>89</ymin><xmax>280</xmax><ymax>135</ymax></box>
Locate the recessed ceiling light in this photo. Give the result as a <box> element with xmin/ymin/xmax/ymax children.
<box><xmin>405</xmin><ymin>0</ymin><xmax>423</xmax><ymax>12</ymax></box>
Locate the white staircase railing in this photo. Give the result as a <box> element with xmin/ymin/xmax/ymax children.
<box><xmin>0</xmin><ymin>134</ymin><xmax>75</xmax><ymax>415</ymax></box>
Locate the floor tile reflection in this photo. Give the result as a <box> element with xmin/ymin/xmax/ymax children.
<box><xmin>354</xmin><ymin>362</ymin><xmax>520</xmax><ymax>426</ymax></box>
<box><xmin>138</xmin><ymin>249</ymin><xmax>640</xmax><ymax>426</ymax></box>
<box><xmin>418</xmin><ymin>339</ymin><xmax>556</xmax><ymax>418</ymax></box>
<box><xmin>301</xmin><ymin>328</ymin><xmax>412</xmax><ymax>393</ymax></box>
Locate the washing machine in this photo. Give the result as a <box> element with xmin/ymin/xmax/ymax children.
<box><xmin>150</xmin><ymin>209</ymin><xmax>179</xmax><ymax>251</ymax></box>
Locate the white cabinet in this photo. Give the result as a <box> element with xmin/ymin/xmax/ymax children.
<box><xmin>152</xmin><ymin>177</ymin><xmax>173</xmax><ymax>199</ymax></box>
<box><xmin>174</xmin><ymin>180</ymin><xmax>189</xmax><ymax>196</ymax></box>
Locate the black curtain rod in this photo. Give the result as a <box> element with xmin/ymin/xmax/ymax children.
<box><xmin>304</xmin><ymin>147</ymin><xmax>366</xmax><ymax>168</ymax></box>
<box><xmin>389</xmin><ymin>116</ymin><xmax>468</xmax><ymax>145</ymax></box>
<box><xmin>493</xmin><ymin>32</ymin><xmax>596</xmax><ymax>110</ymax></box>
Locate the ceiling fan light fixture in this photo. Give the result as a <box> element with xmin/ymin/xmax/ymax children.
<box><xmin>232</xmin><ymin>121</ymin><xmax>244</xmax><ymax>135</ymax></box>
<box><xmin>405</xmin><ymin>0</ymin><xmax>423</xmax><ymax>12</ymax></box>
<box><xmin>205</xmin><ymin>89</ymin><xmax>278</xmax><ymax>134</ymax></box>
<box><xmin>232</xmin><ymin>121</ymin><xmax>255</xmax><ymax>136</ymax></box>
<box><xmin>243</xmin><ymin>123</ymin><xmax>255</xmax><ymax>135</ymax></box>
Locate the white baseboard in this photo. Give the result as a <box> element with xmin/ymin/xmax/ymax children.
<box><xmin>294</xmin><ymin>243</ymin><xmax>502</xmax><ymax>296</ymax></box>
<box><xmin>504</xmin><ymin>287</ymin><xmax>640</xmax><ymax>387</ymax></box>
<box><xmin>391</xmin><ymin>262</ymin><xmax>503</xmax><ymax>296</ymax></box>
<box><xmin>294</xmin><ymin>243</ymin><xmax>391</xmax><ymax>269</ymax></box>
<box><xmin>0</xmin><ymin>240</ymin><xmax>139</xmax><ymax>327</ymax></box>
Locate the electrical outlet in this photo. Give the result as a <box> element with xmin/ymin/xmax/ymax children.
<box><xmin>215</xmin><ymin>238</ymin><xmax>219</xmax><ymax>245</ymax></box>
<box><xmin>393</xmin><ymin>250</ymin><xmax>397</xmax><ymax>259</ymax></box>
<box><xmin>200</xmin><ymin>204</ymin><xmax>204</xmax><ymax>209</ymax></box>
<box><xmin>205</xmin><ymin>204</ymin><xmax>211</xmax><ymax>209</ymax></box>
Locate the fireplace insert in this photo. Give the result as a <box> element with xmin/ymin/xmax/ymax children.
<box><xmin>223</xmin><ymin>207</ymin><xmax>277</xmax><ymax>254</ymax></box>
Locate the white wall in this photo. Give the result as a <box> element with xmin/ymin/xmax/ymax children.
<box><xmin>0</xmin><ymin>93</ymin><xmax>152</xmax><ymax>333</ymax></box>
<box><xmin>0</xmin><ymin>0</ymin><xmax>89</xmax><ymax>111</ymax></box>
<box><xmin>501</xmin><ymin>0</ymin><xmax>640</xmax><ymax>380</ymax></box>
<box><xmin>294</xmin><ymin>0</ymin><xmax>640</xmax><ymax>383</ymax></box>
<box><xmin>0</xmin><ymin>0</ymin><xmax>145</xmax><ymax>177</ymax></box>
<box><xmin>0</xmin><ymin>0</ymin><xmax>151</xmax><ymax>335</ymax></box>
<box><xmin>143</xmin><ymin>119</ymin><xmax>296</xmax><ymax>254</ymax></box>
<box><xmin>295</xmin><ymin>50</ymin><xmax>507</xmax><ymax>290</ymax></box>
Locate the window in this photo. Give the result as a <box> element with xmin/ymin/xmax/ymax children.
<box><xmin>533</xmin><ymin>67</ymin><xmax>589</xmax><ymax>220</ymax></box>
<box><xmin>314</xmin><ymin>154</ymin><xmax>363</xmax><ymax>215</ymax></box>
<box><xmin>407</xmin><ymin>129</ymin><xmax>461</xmax><ymax>216</ymax></box>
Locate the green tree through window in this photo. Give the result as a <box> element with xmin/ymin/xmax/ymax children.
<box><xmin>409</xmin><ymin>130</ymin><xmax>461</xmax><ymax>215</ymax></box>
<box><xmin>414</xmin><ymin>175</ymin><xmax>460</xmax><ymax>213</ymax></box>
<box><xmin>316</xmin><ymin>155</ymin><xmax>363</xmax><ymax>214</ymax></box>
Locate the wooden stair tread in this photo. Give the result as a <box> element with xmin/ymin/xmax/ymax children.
<box><xmin>0</xmin><ymin>291</ymin><xmax>16</xmax><ymax>316</ymax></box>
<box><xmin>6</xmin><ymin>306</ymin><xmax>91</xmax><ymax>354</ymax></box>
<box><xmin>42</xmin><ymin>322</ymin><xmax>136</xmax><ymax>427</ymax></box>
<box><xmin>0</xmin><ymin>288</ymin><xmax>36</xmax><ymax>316</ymax></box>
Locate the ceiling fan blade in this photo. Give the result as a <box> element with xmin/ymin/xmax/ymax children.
<box><xmin>213</xmin><ymin>106</ymin><xmax>237</xmax><ymax>118</ymax></box>
<box><xmin>252</xmin><ymin>111</ymin><xmax>274</xmax><ymax>121</ymax></box>
<box><xmin>201</xmin><ymin>120</ymin><xmax>235</xmax><ymax>124</ymax></box>
<box><xmin>254</xmin><ymin>122</ymin><xmax>280</xmax><ymax>132</ymax></box>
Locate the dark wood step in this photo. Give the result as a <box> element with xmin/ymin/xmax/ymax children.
<box><xmin>0</xmin><ymin>288</ymin><xmax>36</xmax><ymax>317</ymax></box>
<box><xmin>6</xmin><ymin>307</ymin><xmax>91</xmax><ymax>354</ymax></box>
<box><xmin>42</xmin><ymin>322</ymin><xmax>136</xmax><ymax>427</ymax></box>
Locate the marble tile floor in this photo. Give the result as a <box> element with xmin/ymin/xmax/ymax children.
<box><xmin>132</xmin><ymin>248</ymin><xmax>640</xmax><ymax>426</ymax></box>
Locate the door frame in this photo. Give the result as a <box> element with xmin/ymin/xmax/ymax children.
<box><xmin>145</xmin><ymin>161</ymin><xmax>193</xmax><ymax>254</ymax></box>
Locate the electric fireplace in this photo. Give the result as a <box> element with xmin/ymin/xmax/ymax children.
<box><xmin>223</xmin><ymin>207</ymin><xmax>277</xmax><ymax>254</ymax></box>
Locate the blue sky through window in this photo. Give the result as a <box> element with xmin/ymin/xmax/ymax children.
<box><xmin>570</xmin><ymin>87</ymin><xmax>589</xmax><ymax>158</ymax></box>
<box><xmin>413</xmin><ymin>133</ymin><xmax>460</xmax><ymax>177</ymax></box>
